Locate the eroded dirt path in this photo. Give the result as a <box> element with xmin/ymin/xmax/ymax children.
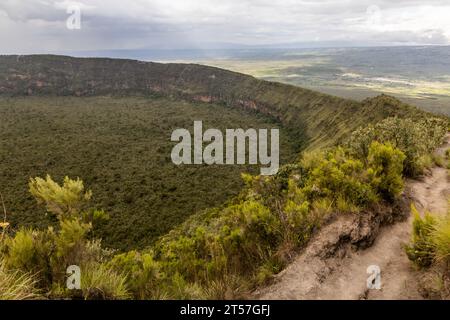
<box><xmin>257</xmin><ymin>135</ymin><xmax>450</xmax><ymax>300</ymax></box>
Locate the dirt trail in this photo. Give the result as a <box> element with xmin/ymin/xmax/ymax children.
<box><xmin>257</xmin><ymin>135</ymin><xmax>450</xmax><ymax>300</ymax></box>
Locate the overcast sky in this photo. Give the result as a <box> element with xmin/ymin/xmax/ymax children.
<box><xmin>1</xmin><ymin>0</ymin><xmax>450</xmax><ymax>54</ymax></box>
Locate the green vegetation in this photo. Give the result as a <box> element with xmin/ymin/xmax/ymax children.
<box><xmin>405</xmin><ymin>206</ymin><xmax>439</xmax><ymax>267</ymax></box>
<box><xmin>197</xmin><ymin>47</ymin><xmax>450</xmax><ymax>116</ymax></box>
<box><xmin>0</xmin><ymin>55</ymin><xmax>432</xmax><ymax>152</ymax></box>
<box><xmin>347</xmin><ymin>116</ymin><xmax>448</xmax><ymax>177</ymax></box>
<box><xmin>0</xmin><ymin>115</ymin><xmax>446</xmax><ymax>299</ymax></box>
<box><xmin>1</xmin><ymin>55</ymin><xmax>437</xmax><ymax>251</ymax></box>
<box><xmin>405</xmin><ymin>149</ymin><xmax>450</xmax><ymax>299</ymax></box>
<box><xmin>0</xmin><ymin>55</ymin><xmax>448</xmax><ymax>299</ymax></box>
<box><xmin>0</xmin><ymin>96</ymin><xmax>297</xmax><ymax>250</ymax></box>
<box><xmin>405</xmin><ymin>205</ymin><xmax>450</xmax><ymax>299</ymax></box>
<box><xmin>406</xmin><ymin>204</ymin><xmax>450</xmax><ymax>267</ymax></box>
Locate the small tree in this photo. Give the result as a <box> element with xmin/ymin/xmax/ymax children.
<box><xmin>29</xmin><ymin>175</ymin><xmax>107</xmax><ymax>224</ymax></box>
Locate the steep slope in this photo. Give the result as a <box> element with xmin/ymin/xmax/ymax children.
<box><xmin>0</xmin><ymin>55</ymin><xmax>427</xmax><ymax>151</ymax></box>
<box><xmin>256</xmin><ymin>135</ymin><xmax>450</xmax><ymax>300</ymax></box>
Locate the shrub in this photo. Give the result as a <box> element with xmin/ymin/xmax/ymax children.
<box><xmin>2</xmin><ymin>229</ymin><xmax>53</xmax><ymax>287</ymax></box>
<box><xmin>283</xmin><ymin>179</ymin><xmax>317</xmax><ymax>245</ymax></box>
<box><xmin>416</xmin><ymin>154</ymin><xmax>433</xmax><ymax>173</ymax></box>
<box><xmin>347</xmin><ymin>126</ymin><xmax>376</xmax><ymax>160</ymax></box>
<box><xmin>445</xmin><ymin>148</ymin><xmax>450</xmax><ymax>160</ymax></box>
<box><xmin>80</xmin><ymin>263</ymin><xmax>130</xmax><ymax>300</ymax></box>
<box><xmin>347</xmin><ymin>117</ymin><xmax>448</xmax><ymax>177</ymax></box>
<box><xmin>336</xmin><ymin>196</ymin><xmax>360</xmax><ymax>214</ymax></box>
<box><xmin>367</xmin><ymin>141</ymin><xmax>405</xmax><ymax>201</ymax></box>
<box><xmin>311</xmin><ymin>198</ymin><xmax>333</xmax><ymax>217</ymax></box>
<box><xmin>432</xmin><ymin>154</ymin><xmax>445</xmax><ymax>168</ymax></box>
<box><xmin>53</xmin><ymin>218</ymin><xmax>91</xmax><ymax>265</ymax></box>
<box><xmin>202</xmin><ymin>274</ymin><xmax>248</xmax><ymax>299</ymax></box>
<box><xmin>2</xmin><ymin>176</ymin><xmax>115</xmax><ymax>298</ymax></box>
<box><xmin>405</xmin><ymin>205</ymin><xmax>437</xmax><ymax>268</ymax></box>
<box><xmin>432</xmin><ymin>215</ymin><xmax>450</xmax><ymax>263</ymax></box>
<box><xmin>164</xmin><ymin>272</ymin><xmax>206</xmax><ymax>300</ymax></box>
<box><xmin>29</xmin><ymin>175</ymin><xmax>92</xmax><ymax>218</ymax></box>
<box><xmin>108</xmin><ymin>250</ymin><xmax>162</xmax><ymax>299</ymax></box>
<box><xmin>303</xmin><ymin>147</ymin><xmax>378</xmax><ymax>207</ymax></box>
<box><xmin>219</xmin><ymin>200</ymin><xmax>281</xmax><ymax>273</ymax></box>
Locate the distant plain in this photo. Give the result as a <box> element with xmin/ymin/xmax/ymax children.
<box><xmin>162</xmin><ymin>46</ymin><xmax>450</xmax><ymax>115</ymax></box>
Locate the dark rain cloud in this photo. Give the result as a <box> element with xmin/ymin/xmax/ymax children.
<box><xmin>0</xmin><ymin>0</ymin><xmax>449</xmax><ymax>54</ymax></box>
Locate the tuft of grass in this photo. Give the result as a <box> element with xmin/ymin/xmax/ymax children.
<box><xmin>432</xmin><ymin>154</ymin><xmax>445</xmax><ymax>167</ymax></box>
<box><xmin>311</xmin><ymin>198</ymin><xmax>334</xmax><ymax>218</ymax></box>
<box><xmin>202</xmin><ymin>274</ymin><xmax>249</xmax><ymax>300</ymax></box>
<box><xmin>80</xmin><ymin>263</ymin><xmax>131</xmax><ymax>300</ymax></box>
<box><xmin>445</xmin><ymin>148</ymin><xmax>450</xmax><ymax>160</ymax></box>
<box><xmin>405</xmin><ymin>205</ymin><xmax>437</xmax><ymax>268</ymax></box>
<box><xmin>0</xmin><ymin>261</ymin><xmax>41</xmax><ymax>300</ymax></box>
<box><xmin>417</xmin><ymin>154</ymin><xmax>433</xmax><ymax>173</ymax></box>
<box><xmin>336</xmin><ymin>196</ymin><xmax>360</xmax><ymax>214</ymax></box>
<box><xmin>432</xmin><ymin>215</ymin><xmax>450</xmax><ymax>262</ymax></box>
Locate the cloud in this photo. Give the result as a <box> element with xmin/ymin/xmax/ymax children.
<box><xmin>0</xmin><ymin>0</ymin><xmax>449</xmax><ymax>54</ymax></box>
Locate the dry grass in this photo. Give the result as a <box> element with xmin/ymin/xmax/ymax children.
<box><xmin>0</xmin><ymin>261</ymin><xmax>41</xmax><ymax>300</ymax></box>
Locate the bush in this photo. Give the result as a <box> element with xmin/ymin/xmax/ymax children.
<box><xmin>2</xmin><ymin>229</ymin><xmax>53</xmax><ymax>287</ymax></box>
<box><xmin>432</xmin><ymin>215</ymin><xmax>450</xmax><ymax>263</ymax></box>
<box><xmin>218</xmin><ymin>200</ymin><xmax>281</xmax><ymax>274</ymax></box>
<box><xmin>432</xmin><ymin>154</ymin><xmax>445</xmax><ymax>168</ymax></box>
<box><xmin>29</xmin><ymin>175</ymin><xmax>92</xmax><ymax>218</ymax></box>
<box><xmin>302</xmin><ymin>147</ymin><xmax>378</xmax><ymax>207</ymax></box>
<box><xmin>417</xmin><ymin>154</ymin><xmax>433</xmax><ymax>173</ymax></box>
<box><xmin>108</xmin><ymin>250</ymin><xmax>162</xmax><ymax>299</ymax></box>
<box><xmin>1</xmin><ymin>176</ymin><xmax>115</xmax><ymax>298</ymax></box>
<box><xmin>163</xmin><ymin>272</ymin><xmax>206</xmax><ymax>299</ymax></box>
<box><xmin>367</xmin><ymin>142</ymin><xmax>405</xmax><ymax>201</ymax></box>
<box><xmin>406</xmin><ymin>203</ymin><xmax>450</xmax><ymax>299</ymax></box>
<box><xmin>202</xmin><ymin>274</ymin><xmax>248</xmax><ymax>299</ymax></box>
<box><xmin>347</xmin><ymin>117</ymin><xmax>448</xmax><ymax>177</ymax></box>
<box><xmin>283</xmin><ymin>179</ymin><xmax>320</xmax><ymax>245</ymax></box>
<box><xmin>80</xmin><ymin>263</ymin><xmax>130</xmax><ymax>300</ymax></box>
<box><xmin>1</xmin><ymin>117</ymin><xmax>444</xmax><ymax>300</ymax></box>
<box><xmin>405</xmin><ymin>205</ymin><xmax>437</xmax><ymax>268</ymax></box>
<box><xmin>445</xmin><ymin>148</ymin><xmax>450</xmax><ymax>160</ymax></box>
<box><xmin>53</xmin><ymin>218</ymin><xmax>91</xmax><ymax>266</ymax></box>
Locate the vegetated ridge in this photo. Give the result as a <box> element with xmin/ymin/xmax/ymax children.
<box><xmin>0</xmin><ymin>55</ymin><xmax>429</xmax><ymax>151</ymax></box>
<box><xmin>1</xmin><ymin>55</ymin><xmax>448</xmax><ymax>300</ymax></box>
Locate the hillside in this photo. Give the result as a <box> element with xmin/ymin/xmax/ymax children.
<box><xmin>0</xmin><ymin>55</ymin><xmax>434</xmax><ymax>251</ymax></box>
<box><xmin>1</xmin><ymin>55</ymin><xmax>449</xmax><ymax>300</ymax></box>
<box><xmin>0</xmin><ymin>55</ymin><xmax>427</xmax><ymax>151</ymax></box>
